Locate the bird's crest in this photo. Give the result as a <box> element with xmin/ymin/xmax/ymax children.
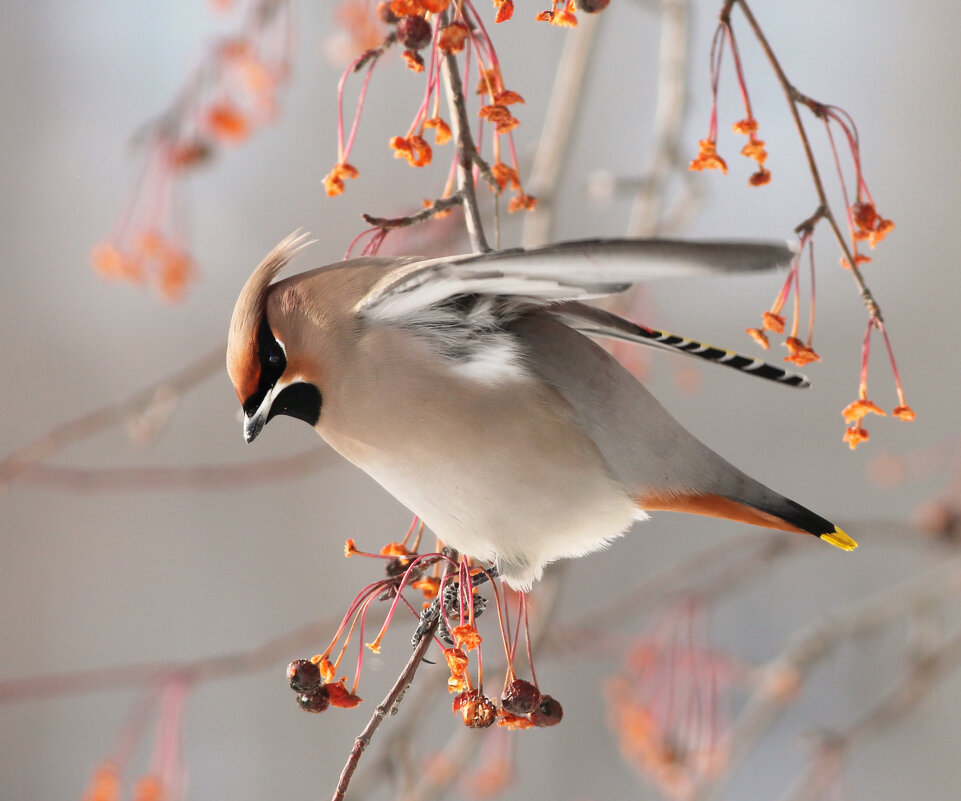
<box><xmin>227</xmin><ymin>230</ymin><xmax>314</xmax><ymax>403</ymax></box>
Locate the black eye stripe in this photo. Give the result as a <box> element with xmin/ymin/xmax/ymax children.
<box><xmin>242</xmin><ymin>316</ymin><xmax>287</xmax><ymax>416</ymax></box>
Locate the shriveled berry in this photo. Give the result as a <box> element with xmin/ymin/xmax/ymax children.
<box><xmin>297</xmin><ymin>685</ymin><xmax>330</xmax><ymax>713</ymax></box>
<box><xmin>531</xmin><ymin>694</ymin><xmax>563</xmax><ymax>727</ymax></box>
<box><xmin>377</xmin><ymin>1</ymin><xmax>399</xmax><ymax>23</ymax></box>
<box><xmin>501</xmin><ymin>679</ymin><xmax>540</xmax><ymax>715</ymax></box>
<box><xmin>578</xmin><ymin>0</ymin><xmax>610</xmax><ymax>12</ymax></box>
<box><xmin>287</xmin><ymin>659</ymin><xmax>323</xmax><ymax>693</ymax></box>
<box><xmin>396</xmin><ymin>15</ymin><xmax>432</xmax><ymax>50</ymax></box>
<box><xmin>462</xmin><ymin>694</ymin><xmax>497</xmax><ymax>728</ymax></box>
<box><xmin>452</xmin><ymin>688</ymin><xmax>480</xmax><ymax>712</ymax></box>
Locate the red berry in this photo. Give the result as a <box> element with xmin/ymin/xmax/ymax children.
<box><xmin>297</xmin><ymin>686</ymin><xmax>330</xmax><ymax>713</ymax></box>
<box><xmin>531</xmin><ymin>694</ymin><xmax>563</xmax><ymax>727</ymax></box>
<box><xmin>501</xmin><ymin>679</ymin><xmax>541</xmax><ymax>715</ymax></box>
<box><xmin>396</xmin><ymin>15</ymin><xmax>432</xmax><ymax>50</ymax></box>
<box><xmin>578</xmin><ymin>0</ymin><xmax>610</xmax><ymax>12</ymax></box>
<box><xmin>287</xmin><ymin>659</ymin><xmax>322</xmax><ymax>693</ymax></box>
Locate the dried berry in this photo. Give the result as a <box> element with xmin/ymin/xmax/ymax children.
<box><xmin>578</xmin><ymin>0</ymin><xmax>610</xmax><ymax>11</ymax></box>
<box><xmin>531</xmin><ymin>694</ymin><xmax>563</xmax><ymax>727</ymax></box>
<box><xmin>287</xmin><ymin>659</ymin><xmax>323</xmax><ymax>693</ymax></box>
<box><xmin>396</xmin><ymin>15</ymin><xmax>432</xmax><ymax>51</ymax></box>
<box><xmin>463</xmin><ymin>694</ymin><xmax>497</xmax><ymax>728</ymax></box>
<box><xmin>501</xmin><ymin>679</ymin><xmax>540</xmax><ymax>715</ymax></box>
<box><xmin>297</xmin><ymin>685</ymin><xmax>330</xmax><ymax>713</ymax></box>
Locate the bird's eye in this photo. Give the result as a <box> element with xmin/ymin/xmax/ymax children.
<box><xmin>266</xmin><ymin>344</ymin><xmax>284</xmax><ymax>366</ymax></box>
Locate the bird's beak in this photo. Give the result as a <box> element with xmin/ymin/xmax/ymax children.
<box><xmin>243</xmin><ymin>385</ymin><xmax>277</xmax><ymax>444</ymax></box>
<box><xmin>244</xmin><ymin>410</ymin><xmax>266</xmax><ymax>443</ymax></box>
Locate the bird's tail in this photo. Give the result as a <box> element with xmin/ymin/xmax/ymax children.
<box><xmin>636</xmin><ymin>490</ymin><xmax>857</xmax><ymax>550</ymax></box>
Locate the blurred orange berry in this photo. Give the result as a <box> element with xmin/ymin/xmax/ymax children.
<box><xmin>745</xmin><ymin>327</ymin><xmax>770</xmax><ymax>349</ymax></box>
<box><xmin>762</xmin><ymin>311</ymin><xmax>785</xmax><ymax>333</ymax></box>
<box><xmin>451</xmin><ymin>624</ymin><xmax>483</xmax><ymax>651</ymax></box>
<box><xmin>843</xmin><ymin>424</ymin><xmax>870</xmax><ymax>450</ymax></box>
<box><xmin>842</xmin><ymin>398</ymin><xmax>886</xmax><ymax>423</ymax></box>
<box><xmin>409</xmin><ymin>134</ymin><xmax>432</xmax><ymax>167</ymax></box>
<box><xmin>205</xmin><ymin>102</ymin><xmax>249</xmax><ymax>142</ymax></box>
<box><xmin>507</xmin><ymin>193</ymin><xmax>537</xmax><ymax>213</ymax></box>
<box><xmin>497</xmin><ymin>711</ymin><xmax>534</xmax><ymax>730</ymax></box>
<box><xmin>494</xmin><ymin>0</ymin><xmax>514</xmax><ymax>22</ymax></box>
<box><xmin>689</xmin><ymin>139</ymin><xmax>728</xmax><ymax>174</ymax></box>
<box><xmin>893</xmin><ymin>404</ymin><xmax>916</xmax><ymax>422</ymax></box>
<box><xmin>438</xmin><ymin>22</ymin><xmax>469</xmax><ymax>53</ymax></box>
<box><xmin>491</xmin><ymin>162</ymin><xmax>520</xmax><ymax>190</ymax></box>
<box><xmin>327</xmin><ymin>680</ymin><xmax>363</xmax><ymax>708</ymax></box>
<box><xmin>783</xmin><ymin>336</ymin><xmax>820</xmax><ymax>366</ymax></box>
<box><xmin>423</xmin><ymin>117</ymin><xmax>452</xmax><ymax>145</ymax></box>
<box><xmin>82</xmin><ymin>762</ymin><xmax>120</xmax><ymax>801</ymax></box>
<box><xmin>401</xmin><ymin>49</ymin><xmax>425</xmax><ymax>72</ymax></box>
<box><xmin>494</xmin><ymin>90</ymin><xmax>524</xmax><ymax>105</ymax></box>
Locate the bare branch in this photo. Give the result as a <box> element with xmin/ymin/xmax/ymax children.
<box><xmin>9</xmin><ymin>447</ymin><xmax>333</xmax><ymax>492</ymax></box>
<box><xmin>521</xmin><ymin>14</ymin><xmax>603</xmax><ymax>248</ymax></box>
<box><xmin>331</xmin><ymin>554</ymin><xmax>458</xmax><ymax>801</ymax></box>
<box><xmin>0</xmin><ymin>617</ymin><xmax>336</xmax><ymax>705</ymax></box>
<box><xmin>0</xmin><ymin>344</ymin><xmax>225</xmax><ymax>484</ymax></box>
<box><xmin>732</xmin><ymin>0</ymin><xmax>883</xmax><ymax>322</ymax></box>
<box><xmin>697</xmin><ymin>554</ymin><xmax>961</xmax><ymax>800</ymax></box>
<box><xmin>440</xmin><ymin>44</ymin><xmax>490</xmax><ymax>253</ymax></box>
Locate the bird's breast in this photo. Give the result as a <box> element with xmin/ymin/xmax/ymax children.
<box><xmin>315</xmin><ymin>324</ymin><xmax>638</xmax><ymax>587</ymax></box>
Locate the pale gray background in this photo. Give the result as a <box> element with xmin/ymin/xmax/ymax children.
<box><xmin>1</xmin><ymin>2</ymin><xmax>958</xmax><ymax>800</ymax></box>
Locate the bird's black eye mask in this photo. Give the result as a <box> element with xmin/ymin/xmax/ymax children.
<box><xmin>243</xmin><ymin>315</ymin><xmax>322</xmax><ymax>428</ymax></box>
<box><xmin>242</xmin><ymin>316</ymin><xmax>287</xmax><ymax>417</ymax></box>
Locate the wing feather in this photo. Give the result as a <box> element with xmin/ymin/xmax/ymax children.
<box><xmin>550</xmin><ymin>301</ymin><xmax>811</xmax><ymax>389</ymax></box>
<box><xmin>357</xmin><ymin>238</ymin><xmax>794</xmax><ymax>322</ymax></box>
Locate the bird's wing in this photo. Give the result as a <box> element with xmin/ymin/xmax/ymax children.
<box><xmin>356</xmin><ymin>238</ymin><xmax>793</xmax><ymax>322</ymax></box>
<box><xmin>549</xmin><ymin>301</ymin><xmax>810</xmax><ymax>388</ymax></box>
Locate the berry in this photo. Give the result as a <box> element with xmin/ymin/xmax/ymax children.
<box><xmin>396</xmin><ymin>15</ymin><xmax>432</xmax><ymax>51</ymax></box>
<box><xmin>297</xmin><ymin>685</ymin><xmax>330</xmax><ymax>713</ymax></box>
<box><xmin>531</xmin><ymin>694</ymin><xmax>563</xmax><ymax>727</ymax></box>
<box><xmin>287</xmin><ymin>659</ymin><xmax>323</xmax><ymax>693</ymax></box>
<box><xmin>579</xmin><ymin>0</ymin><xmax>610</xmax><ymax>12</ymax></box>
<box><xmin>501</xmin><ymin>679</ymin><xmax>540</xmax><ymax>715</ymax></box>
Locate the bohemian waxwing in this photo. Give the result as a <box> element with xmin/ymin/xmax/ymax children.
<box><xmin>227</xmin><ymin>232</ymin><xmax>855</xmax><ymax>590</ymax></box>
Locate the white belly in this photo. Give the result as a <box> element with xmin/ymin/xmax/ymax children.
<box><xmin>319</xmin><ymin>330</ymin><xmax>638</xmax><ymax>589</ymax></box>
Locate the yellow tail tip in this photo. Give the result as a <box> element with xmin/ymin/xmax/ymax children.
<box><xmin>820</xmin><ymin>526</ymin><xmax>858</xmax><ymax>551</ymax></box>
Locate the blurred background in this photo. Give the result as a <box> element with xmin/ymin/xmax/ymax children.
<box><xmin>2</xmin><ymin>1</ymin><xmax>960</xmax><ymax>799</ymax></box>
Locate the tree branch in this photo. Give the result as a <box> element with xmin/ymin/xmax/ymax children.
<box><xmin>440</xmin><ymin>46</ymin><xmax>490</xmax><ymax>253</ymax></box>
<box><xmin>331</xmin><ymin>555</ymin><xmax>458</xmax><ymax>801</ymax></box>
<box><xmin>0</xmin><ymin>344</ymin><xmax>225</xmax><ymax>484</ymax></box>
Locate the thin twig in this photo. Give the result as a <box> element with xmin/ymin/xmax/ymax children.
<box><xmin>0</xmin><ymin>344</ymin><xmax>225</xmax><ymax>484</ymax></box>
<box><xmin>331</xmin><ymin>555</ymin><xmax>458</xmax><ymax>801</ymax></box>
<box><xmin>776</xmin><ymin>628</ymin><xmax>961</xmax><ymax>801</ymax></box>
<box><xmin>731</xmin><ymin>0</ymin><xmax>882</xmax><ymax>322</ymax></box>
<box><xmin>362</xmin><ymin>195</ymin><xmax>462</xmax><ymax>230</ymax></box>
<box><xmin>395</xmin><ymin>570</ymin><xmax>564</xmax><ymax>801</ymax></box>
<box><xmin>696</xmin><ymin>554</ymin><xmax>961</xmax><ymax>800</ymax></box>
<box><xmin>0</xmin><ymin>617</ymin><xmax>336</xmax><ymax>705</ymax></box>
<box><xmin>627</xmin><ymin>0</ymin><xmax>692</xmax><ymax>236</ymax></box>
<box><xmin>440</xmin><ymin>43</ymin><xmax>490</xmax><ymax>253</ymax></box>
<box><xmin>9</xmin><ymin>446</ymin><xmax>333</xmax><ymax>492</ymax></box>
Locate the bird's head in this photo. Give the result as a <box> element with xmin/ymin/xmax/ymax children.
<box><xmin>227</xmin><ymin>232</ymin><xmax>324</xmax><ymax>444</ymax></box>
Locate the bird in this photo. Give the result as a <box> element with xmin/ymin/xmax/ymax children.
<box><xmin>227</xmin><ymin>232</ymin><xmax>856</xmax><ymax>590</ymax></box>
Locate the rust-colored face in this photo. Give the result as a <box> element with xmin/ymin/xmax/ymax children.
<box><xmin>226</xmin><ymin>232</ymin><xmax>321</xmax><ymax>441</ymax></box>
